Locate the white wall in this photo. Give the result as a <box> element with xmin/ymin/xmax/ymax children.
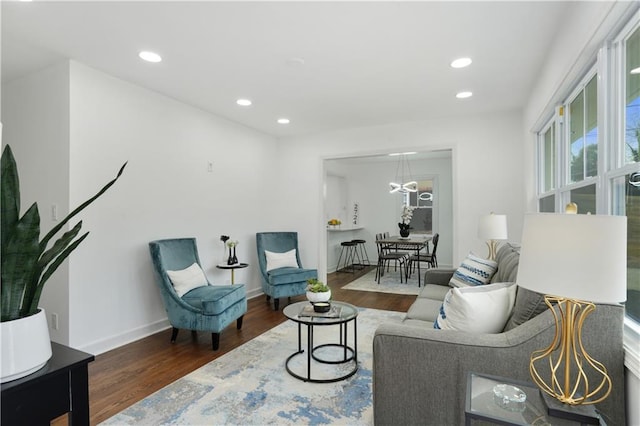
<box><xmin>2</xmin><ymin>61</ymin><xmax>283</xmax><ymax>353</ymax></box>
<box><xmin>279</xmin><ymin>110</ymin><xmax>526</xmax><ymax>283</ymax></box>
<box><xmin>1</xmin><ymin>61</ymin><xmax>71</xmax><ymax>343</ymax></box>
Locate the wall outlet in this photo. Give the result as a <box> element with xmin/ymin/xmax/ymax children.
<box><xmin>207</xmin><ymin>161</ymin><xmax>214</xmax><ymax>172</ymax></box>
<box><xmin>51</xmin><ymin>204</ymin><xmax>58</xmax><ymax>221</ymax></box>
<box><xmin>51</xmin><ymin>313</ymin><xmax>59</xmax><ymax>330</ymax></box>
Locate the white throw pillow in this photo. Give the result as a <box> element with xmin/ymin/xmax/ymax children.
<box><xmin>265</xmin><ymin>249</ymin><xmax>299</xmax><ymax>272</ymax></box>
<box><xmin>166</xmin><ymin>262</ymin><xmax>208</xmax><ymax>297</ymax></box>
<box><xmin>434</xmin><ymin>282</ymin><xmax>517</xmax><ymax>333</ymax></box>
<box><xmin>449</xmin><ymin>252</ymin><xmax>498</xmax><ymax>288</ymax></box>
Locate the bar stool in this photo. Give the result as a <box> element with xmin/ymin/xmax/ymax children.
<box><xmin>351</xmin><ymin>239</ymin><xmax>370</xmax><ymax>267</ymax></box>
<box><xmin>336</xmin><ymin>241</ymin><xmax>360</xmax><ymax>273</ymax></box>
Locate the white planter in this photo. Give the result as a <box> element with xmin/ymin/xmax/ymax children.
<box><xmin>306</xmin><ymin>290</ymin><xmax>331</xmax><ymax>303</ymax></box>
<box><xmin>1</xmin><ymin>308</ymin><xmax>52</xmax><ymax>383</ymax></box>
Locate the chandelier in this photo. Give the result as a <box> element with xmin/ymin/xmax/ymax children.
<box><xmin>389</xmin><ymin>152</ymin><xmax>417</xmax><ymax>194</ymax></box>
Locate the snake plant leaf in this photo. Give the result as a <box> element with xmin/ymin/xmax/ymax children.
<box><xmin>35</xmin><ymin>221</ymin><xmax>84</xmax><ymax>277</ymax></box>
<box><xmin>39</xmin><ymin>162</ymin><xmax>127</xmax><ymax>252</ymax></box>
<box><xmin>20</xmin><ymin>221</ymin><xmax>84</xmax><ymax>318</ymax></box>
<box><xmin>0</xmin><ymin>203</ymin><xmax>40</xmax><ymax>322</ymax></box>
<box><xmin>1</xmin><ymin>145</ymin><xmax>20</xmax><ymax>250</ymax></box>
<box><xmin>26</xmin><ymin>231</ymin><xmax>89</xmax><ymax>317</ymax></box>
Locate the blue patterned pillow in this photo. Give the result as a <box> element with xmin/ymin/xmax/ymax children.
<box><xmin>449</xmin><ymin>252</ymin><xmax>497</xmax><ymax>288</ymax></box>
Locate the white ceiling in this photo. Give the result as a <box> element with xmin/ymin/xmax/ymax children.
<box><xmin>1</xmin><ymin>1</ymin><xmax>572</xmax><ymax>138</ymax></box>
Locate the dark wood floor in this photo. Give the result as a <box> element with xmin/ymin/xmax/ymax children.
<box><xmin>79</xmin><ymin>266</ymin><xmax>415</xmax><ymax>425</ymax></box>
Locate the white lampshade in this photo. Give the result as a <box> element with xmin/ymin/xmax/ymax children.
<box><xmin>518</xmin><ymin>213</ymin><xmax>627</xmax><ymax>303</ymax></box>
<box><xmin>477</xmin><ymin>214</ymin><xmax>508</xmax><ymax>240</ymax></box>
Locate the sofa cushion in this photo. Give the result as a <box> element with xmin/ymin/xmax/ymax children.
<box><xmin>417</xmin><ymin>284</ymin><xmax>451</xmax><ymax>300</ymax></box>
<box><xmin>502</xmin><ymin>286</ymin><xmax>547</xmax><ymax>331</ymax></box>
<box><xmin>166</xmin><ymin>262</ymin><xmax>208</xmax><ymax>297</ymax></box>
<box><xmin>449</xmin><ymin>252</ymin><xmax>497</xmax><ymax>288</ymax></box>
<box><xmin>405</xmin><ymin>297</ymin><xmax>444</xmax><ymax>323</ymax></box>
<box><xmin>434</xmin><ymin>282</ymin><xmax>517</xmax><ymax>333</ymax></box>
<box><xmin>490</xmin><ymin>243</ymin><xmax>520</xmax><ymax>283</ymax></box>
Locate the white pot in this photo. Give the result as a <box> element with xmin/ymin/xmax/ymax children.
<box><xmin>306</xmin><ymin>290</ymin><xmax>331</xmax><ymax>303</ymax></box>
<box><xmin>1</xmin><ymin>308</ymin><xmax>52</xmax><ymax>383</ymax></box>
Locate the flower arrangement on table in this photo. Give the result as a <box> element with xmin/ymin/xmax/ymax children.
<box><xmin>398</xmin><ymin>205</ymin><xmax>415</xmax><ymax>237</ymax></box>
<box><xmin>220</xmin><ymin>235</ymin><xmax>239</xmax><ymax>265</ymax></box>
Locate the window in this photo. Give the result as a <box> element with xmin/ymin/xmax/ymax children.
<box><xmin>542</xmin><ymin>122</ymin><xmax>557</xmax><ymax>192</ymax></box>
<box><xmin>539</xmin><ymin>195</ymin><xmax>555</xmax><ymax>212</ymax></box>
<box><xmin>612</xmin><ymin>173</ymin><xmax>640</xmax><ymax>322</ymax></box>
<box><xmin>406</xmin><ymin>178</ymin><xmax>434</xmax><ymax>234</ymax></box>
<box><xmin>625</xmin><ymin>26</ymin><xmax>640</xmax><ymax>165</ymax></box>
<box><xmin>568</xmin><ymin>75</ymin><xmax>598</xmax><ymax>183</ymax></box>
<box><xmin>569</xmin><ymin>184</ymin><xmax>596</xmax><ymax>214</ymax></box>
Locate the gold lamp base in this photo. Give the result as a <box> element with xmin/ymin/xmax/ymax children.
<box><xmin>529</xmin><ymin>296</ymin><xmax>612</xmax><ymax>408</ymax></box>
<box><xmin>485</xmin><ymin>239</ymin><xmax>499</xmax><ymax>261</ymax></box>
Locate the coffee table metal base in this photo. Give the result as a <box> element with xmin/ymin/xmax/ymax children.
<box><xmin>285</xmin><ymin>320</ymin><xmax>358</xmax><ymax>383</ymax></box>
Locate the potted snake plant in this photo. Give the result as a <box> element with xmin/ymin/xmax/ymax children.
<box><xmin>0</xmin><ymin>144</ymin><xmax>126</xmax><ymax>382</ymax></box>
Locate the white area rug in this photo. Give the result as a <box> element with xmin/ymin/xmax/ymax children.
<box><xmin>342</xmin><ymin>270</ymin><xmax>422</xmax><ymax>295</ymax></box>
<box><xmin>100</xmin><ymin>307</ymin><xmax>405</xmax><ymax>425</ymax></box>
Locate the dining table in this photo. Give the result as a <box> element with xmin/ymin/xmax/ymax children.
<box><xmin>376</xmin><ymin>235</ymin><xmax>432</xmax><ymax>287</ymax></box>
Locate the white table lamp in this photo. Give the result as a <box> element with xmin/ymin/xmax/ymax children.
<box><xmin>517</xmin><ymin>213</ymin><xmax>627</xmax><ymax>409</ymax></box>
<box><xmin>477</xmin><ymin>213</ymin><xmax>508</xmax><ymax>261</ymax></box>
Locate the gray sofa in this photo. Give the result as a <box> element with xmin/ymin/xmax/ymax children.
<box><xmin>373</xmin><ymin>243</ymin><xmax>626</xmax><ymax>426</ymax></box>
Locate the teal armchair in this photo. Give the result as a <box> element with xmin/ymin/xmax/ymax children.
<box><xmin>256</xmin><ymin>232</ymin><xmax>318</xmax><ymax>310</ymax></box>
<box><xmin>149</xmin><ymin>238</ymin><xmax>247</xmax><ymax>350</ymax></box>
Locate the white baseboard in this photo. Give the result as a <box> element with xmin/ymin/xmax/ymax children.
<box><xmin>79</xmin><ymin>291</ymin><xmax>266</xmax><ymax>355</ymax></box>
<box><xmin>79</xmin><ymin>317</ymin><xmax>171</xmax><ymax>355</ymax></box>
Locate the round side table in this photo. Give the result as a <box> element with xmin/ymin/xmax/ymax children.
<box><xmin>216</xmin><ymin>263</ymin><xmax>248</xmax><ymax>284</ymax></box>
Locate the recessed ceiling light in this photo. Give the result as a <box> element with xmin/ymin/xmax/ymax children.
<box><xmin>277</xmin><ymin>118</ymin><xmax>290</xmax><ymax>124</ymax></box>
<box><xmin>631</xmin><ymin>67</ymin><xmax>640</xmax><ymax>75</ymax></box>
<box><xmin>451</xmin><ymin>57</ymin><xmax>472</xmax><ymax>69</ymax></box>
<box><xmin>236</xmin><ymin>99</ymin><xmax>252</xmax><ymax>106</ymax></box>
<box><xmin>456</xmin><ymin>91</ymin><xmax>473</xmax><ymax>99</ymax></box>
<box><xmin>138</xmin><ymin>51</ymin><xmax>162</xmax><ymax>63</ymax></box>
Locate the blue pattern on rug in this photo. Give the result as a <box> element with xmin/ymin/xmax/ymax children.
<box><xmin>101</xmin><ymin>307</ymin><xmax>404</xmax><ymax>425</ymax></box>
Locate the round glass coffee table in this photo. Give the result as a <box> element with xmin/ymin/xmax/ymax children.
<box><xmin>282</xmin><ymin>301</ymin><xmax>359</xmax><ymax>383</ymax></box>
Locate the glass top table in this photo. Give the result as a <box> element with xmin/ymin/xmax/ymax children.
<box><xmin>282</xmin><ymin>301</ymin><xmax>359</xmax><ymax>383</ymax></box>
<box><xmin>465</xmin><ymin>372</ymin><xmax>603</xmax><ymax>426</ymax></box>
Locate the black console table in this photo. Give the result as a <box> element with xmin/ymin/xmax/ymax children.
<box><xmin>1</xmin><ymin>342</ymin><xmax>94</xmax><ymax>425</ymax></box>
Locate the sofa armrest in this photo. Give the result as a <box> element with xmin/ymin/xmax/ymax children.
<box><xmin>423</xmin><ymin>268</ymin><xmax>456</xmax><ymax>286</ymax></box>
<box><xmin>372</xmin><ymin>304</ymin><xmax>625</xmax><ymax>426</ymax></box>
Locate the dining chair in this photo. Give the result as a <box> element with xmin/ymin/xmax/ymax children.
<box><xmin>375</xmin><ymin>233</ymin><xmax>408</xmax><ymax>283</ymax></box>
<box><xmin>408</xmin><ymin>233</ymin><xmax>439</xmax><ymax>276</ymax></box>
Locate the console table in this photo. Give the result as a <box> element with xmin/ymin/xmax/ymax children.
<box><xmin>1</xmin><ymin>342</ymin><xmax>94</xmax><ymax>426</ymax></box>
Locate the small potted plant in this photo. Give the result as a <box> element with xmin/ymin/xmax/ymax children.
<box><xmin>305</xmin><ymin>278</ymin><xmax>331</xmax><ymax>303</ymax></box>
